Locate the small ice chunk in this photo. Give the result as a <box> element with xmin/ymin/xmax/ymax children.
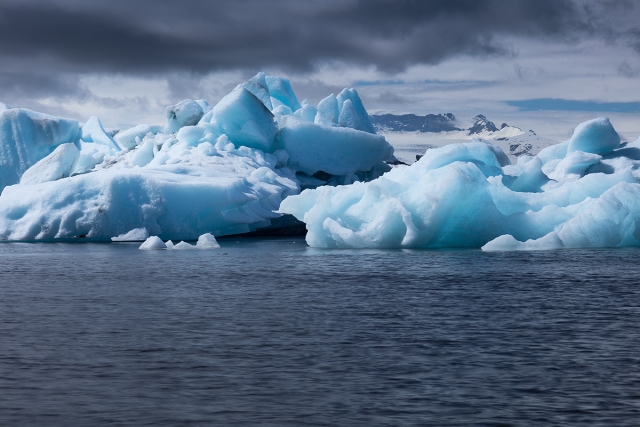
<box><xmin>338</xmin><ymin>99</ymin><xmax>363</xmax><ymax>131</ymax></box>
<box><xmin>239</xmin><ymin>72</ymin><xmax>273</xmax><ymax>110</ymax></box>
<box><xmin>165</xmin><ymin>99</ymin><xmax>205</xmax><ymax>133</ymax></box>
<box><xmin>265</xmin><ymin>75</ymin><xmax>301</xmax><ymax>111</ymax></box>
<box><xmin>196</xmin><ymin>233</ymin><xmax>220</xmax><ymax>249</ymax></box>
<box><xmin>165</xmin><ymin>240</ymin><xmax>175</xmax><ymax>249</ymax></box>
<box><xmin>139</xmin><ymin>236</ymin><xmax>167</xmax><ymax>250</ymax></box>
<box><xmin>195</xmin><ymin>99</ymin><xmax>212</xmax><ymax>114</ymax></box>
<box><xmin>567</xmin><ymin>117</ymin><xmax>620</xmax><ymax>155</ymax></box>
<box><xmin>115</xmin><ymin>124</ymin><xmax>163</xmax><ymax>150</ymax></box>
<box><xmin>316</xmin><ymin>94</ymin><xmax>339</xmax><ymax>124</ymax></box>
<box><xmin>336</xmin><ymin>88</ymin><xmax>376</xmax><ymax>134</ymax></box>
<box><xmin>128</xmin><ymin>140</ymin><xmax>155</xmax><ymax>167</ymax></box>
<box><xmin>81</xmin><ymin>115</ymin><xmax>120</xmax><ymax>151</ymax></box>
<box><xmin>173</xmin><ymin>241</ymin><xmax>197</xmax><ymax>250</ymax></box>
<box><xmin>204</xmin><ymin>87</ymin><xmax>277</xmax><ymax>152</ymax></box>
<box><xmin>293</xmin><ymin>101</ymin><xmax>318</xmax><ymax>123</ymax></box>
<box><xmin>112</xmin><ymin>228</ymin><xmax>149</xmax><ymax>242</ymax></box>
<box><xmin>176</xmin><ymin>126</ymin><xmax>205</xmax><ymax>145</ymax></box>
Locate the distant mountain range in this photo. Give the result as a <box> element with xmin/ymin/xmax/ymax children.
<box><xmin>370</xmin><ymin>113</ymin><xmax>558</xmax><ymax>162</ymax></box>
<box><xmin>370</xmin><ymin>113</ymin><xmax>509</xmax><ymax>136</ymax></box>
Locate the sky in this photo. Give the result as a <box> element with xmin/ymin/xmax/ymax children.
<box><xmin>1</xmin><ymin>0</ymin><xmax>639</xmax><ymax>140</ymax></box>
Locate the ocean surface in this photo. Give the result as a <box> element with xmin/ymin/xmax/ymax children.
<box><xmin>1</xmin><ymin>237</ymin><xmax>640</xmax><ymax>426</ymax></box>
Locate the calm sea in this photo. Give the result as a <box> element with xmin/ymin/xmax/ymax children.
<box><xmin>1</xmin><ymin>238</ymin><xmax>640</xmax><ymax>426</ymax></box>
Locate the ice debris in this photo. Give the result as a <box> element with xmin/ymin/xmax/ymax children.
<box><xmin>0</xmin><ymin>73</ymin><xmax>392</xmax><ymax>241</ymax></box>
<box><xmin>139</xmin><ymin>233</ymin><xmax>220</xmax><ymax>250</ymax></box>
<box><xmin>280</xmin><ymin>117</ymin><xmax>640</xmax><ymax>251</ymax></box>
<box><xmin>112</xmin><ymin>228</ymin><xmax>150</xmax><ymax>242</ymax></box>
<box><xmin>197</xmin><ymin>233</ymin><xmax>220</xmax><ymax>248</ymax></box>
<box><xmin>139</xmin><ymin>236</ymin><xmax>167</xmax><ymax>250</ymax></box>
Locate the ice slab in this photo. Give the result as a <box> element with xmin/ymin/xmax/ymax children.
<box><xmin>20</xmin><ymin>143</ymin><xmax>80</xmax><ymax>185</ymax></box>
<box><xmin>114</xmin><ymin>124</ymin><xmax>163</xmax><ymax>150</ymax></box>
<box><xmin>277</xmin><ymin>116</ymin><xmax>393</xmax><ymax>176</ymax></box>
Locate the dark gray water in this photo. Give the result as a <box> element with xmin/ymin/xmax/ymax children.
<box><xmin>1</xmin><ymin>238</ymin><xmax>640</xmax><ymax>426</ymax></box>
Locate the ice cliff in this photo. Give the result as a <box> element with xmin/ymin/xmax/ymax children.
<box><xmin>281</xmin><ymin>117</ymin><xmax>640</xmax><ymax>251</ymax></box>
<box><xmin>0</xmin><ymin>73</ymin><xmax>393</xmax><ymax>241</ymax></box>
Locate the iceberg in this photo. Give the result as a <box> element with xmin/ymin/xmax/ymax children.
<box><xmin>280</xmin><ymin>118</ymin><xmax>640</xmax><ymax>250</ymax></box>
<box><xmin>196</xmin><ymin>233</ymin><xmax>220</xmax><ymax>249</ymax></box>
<box><xmin>139</xmin><ymin>236</ymin><xmax>167</xmax><ymax>250</ymax></box>
<box><xmin>0</xmin><ymin>73</ymin><xmax>393</xmax><ymax>241</ymax></box>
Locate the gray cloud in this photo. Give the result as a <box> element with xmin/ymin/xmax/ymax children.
<box><xmin>0</xmin><ymin>0</ymin><xmax>637</xmax><ymax>114</ymax></box>
<box><xmin>0</xmin><ymin>0</ymin><xmax>633</xmax><ymax>75</ymax></box>
<box><xmin>618</xmin><ymin>60</ymin><xmax>640</xmax><ymax>78</ymax></box>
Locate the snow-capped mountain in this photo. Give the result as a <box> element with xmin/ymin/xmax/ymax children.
<box><xmin>370</xmin><ymin>113</ymin><xmax>461</xmax><ymax>133</ymax></box>
<box><xmin>371</xmin><ymin>113</ymin><xmax>559</xmax><ymax>163</ymax></box>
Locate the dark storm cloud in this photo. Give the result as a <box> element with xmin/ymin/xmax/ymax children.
<box><xmin>0</xmin><ymin>0</ymin><xmax>637</xmax><ymax>109</ymax></box>
<box><xmin>0</xmin><ymin>0</ymin><xmax>631</xmax><ymax>75</ymax></box>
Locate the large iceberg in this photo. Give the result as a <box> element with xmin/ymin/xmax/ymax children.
<box><xmin>0</xmin><ymin>74</ymin><xmax>393</xmax><ymax>241</ymax></box>
<box><xmin>281</xmin><ymin>117</ymin><xmax>640</xmax><ymax>250</ymax></box>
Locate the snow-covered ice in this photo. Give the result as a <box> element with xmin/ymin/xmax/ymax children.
<box><xmin>281</xmin><ymin>117</ymin><xmax>640</xmax><ymax>250</ymax></box>
<box><xmin>0</xmin><ymin>73</ymin><xmax>393</xmax><ymax>241</ymax></box>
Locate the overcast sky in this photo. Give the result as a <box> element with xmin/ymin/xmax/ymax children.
<box><xmin>1</xmin><ymin>0</ymin><xmax>639</xmax><ymax>140</ymax></box>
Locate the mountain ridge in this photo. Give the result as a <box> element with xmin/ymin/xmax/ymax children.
<box><xmin>370</xmin><ymin>113</ymin><xmax>517</xmax><ymax>136</ymax></box>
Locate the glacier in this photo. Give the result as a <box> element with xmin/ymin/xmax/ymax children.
<box><xmin>280</xmin><ymin>117</ymin><xmax>640</xmax><ymax>251</ymax></box>
<box><xmin>0</xmin><ymin>73</ymin><xmax>393</xmax><ymax>241</ymax></box>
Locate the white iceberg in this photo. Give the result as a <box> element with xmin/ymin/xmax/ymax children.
<box><xmin>173</xmin><ymin>241</ymin><xmax>197</xmax><ymax>250</ymax></box>
<box><xmin>139</xmin><ymin>236</ymin><xmax>167</xmax><ymax>250</ymax></box>
<box><xmin>281</xmin><ymin>117</ymin><xmax>640</xmax><ymax>250</ymax></box>
<box><xmin>196</xmin><ymin>233</ymin><xmax>220</xmax><ymax>249</ymax></box>
<box><xmin>0</xmin><ymin>73</ymin><xmax>393</xmax><ymax>242</ymax></box>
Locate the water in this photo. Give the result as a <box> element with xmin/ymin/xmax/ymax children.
<box><xmin>1</xmin><ymin>238</ymin><xmax>640</xmax><ymax>426</ymax></box>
